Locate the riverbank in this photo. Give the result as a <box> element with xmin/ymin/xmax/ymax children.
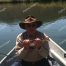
<box><xmin>0</xmin><ymin>2</ymin><xmax>66</xmax><ymax>23</ymax></box>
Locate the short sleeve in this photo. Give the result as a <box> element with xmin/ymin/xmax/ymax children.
<box><xmin>15</xmin><ymin>33</ymin><xmax>23</xmax><ymax>51</ymax></box>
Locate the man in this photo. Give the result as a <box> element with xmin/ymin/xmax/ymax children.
<box><xmin>15</xmin><ymin>16</ymin><xmax>50</xmax><ymax>66</ymax></box>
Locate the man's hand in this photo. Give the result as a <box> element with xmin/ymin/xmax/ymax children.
<box><xmin>44</xmin><ymin>34</ymin><xmax>49</xmax><ymax>41</ymax></box>
<box><xmin>23</xmin><ymin>39</ymin><xmax>32</xmax><ymax>49</ymax></box>
<box><xmin>44</xmin><ymin>36</ymin><xmax>49</xmax><ymax>41</ymax></box>
<box><xmin>34</xmin><ymin>38</ymin><xmax>42</xmax><ymax>49</ymax></box>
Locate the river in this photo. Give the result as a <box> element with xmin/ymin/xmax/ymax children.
<box><xmin>0</xmin><ymin>3</ymin><xmax>66</xmax><ymax>61</ymax></box>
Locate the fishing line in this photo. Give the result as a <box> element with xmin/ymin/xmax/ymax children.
<box><xmin>0</xmin><ymin>40</ymin><xmax>11</xmax><ymax>56</ymax></box>
<box><xmin>0</xmin><ymin>40</ymin><xmax>10</xmax><ymax>49</ymax></box>
<box><xmin>22</xmin><ymin>3</ymin><xmax>38</xmax><ymax>13</ymax></box>
<box><xmin>59</xmin><ymin>39</ymin><xmax>66</xmax><ymax>45</ymax></box>
<box><xmin>0</xmin><ymin>8</ymin><xmax>7</xmax><ymax>12</ymax></box>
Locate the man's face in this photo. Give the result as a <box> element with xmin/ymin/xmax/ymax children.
<box><xmin>24</xmin><ymin>23</ymin><xmax>37</xmax><ymax>35</ymax></box>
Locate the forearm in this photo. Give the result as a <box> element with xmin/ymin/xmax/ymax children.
<box><xmin>38</xmin><ymin>46</ymin><xmax>49</xmax><ymax>58</ymax></box>
<box><xmin>16</xmin><ymin>47</ymin><xmax>28</xmax><ymax>58</ymax></box>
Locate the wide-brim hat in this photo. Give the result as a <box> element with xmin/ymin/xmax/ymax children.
<box><xmin>19</xmin><ymin>16</ymin><xmax>43</xmax><ymax>29</ymax></box>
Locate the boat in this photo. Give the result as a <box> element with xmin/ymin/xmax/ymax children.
<box><xmin>0</xmin><ymin>38</ymin><xmax>66</xmax><ymax>66</ymax></box>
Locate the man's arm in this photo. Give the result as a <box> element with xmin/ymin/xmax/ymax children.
<box><xmin>39</xmin><ymin>39</ymin><xmax>49</xmax><ymax>58</ymax></box>
<box><xmin>15</xmin><ymin>33</ymin><xmax>28</xmax><ymax>58</ymax></box>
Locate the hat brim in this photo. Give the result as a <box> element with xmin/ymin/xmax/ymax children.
<box><xmin>19</xmin><ymin>21</ymin><xmax>42</xmax><ymax>29</ymax></box>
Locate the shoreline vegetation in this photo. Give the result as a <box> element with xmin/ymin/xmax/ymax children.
<box><xmin>0</xmin><ymin>0</ymin><xmax>66</xmax><ymax>3</ymax></box>
<box><xmin>0</xmin><ymin>1</ymin><xmax>66</xmax><ymax>6</ymax></box>
<box><xmin>0</xmin><ymin>2</ymin><xmax>66</xmax><ymax>23</ymax></box>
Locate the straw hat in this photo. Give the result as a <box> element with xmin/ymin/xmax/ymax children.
<box><xmin>19</xmin><ymin>16</ymin><xmax>43</xmax><ymax>29</ymax></box>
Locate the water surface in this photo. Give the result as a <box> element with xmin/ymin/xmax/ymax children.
<box><xmin>0</xmin><ymin>3</ymin><xmax>66</xmax><ymax>61</ymax></box>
